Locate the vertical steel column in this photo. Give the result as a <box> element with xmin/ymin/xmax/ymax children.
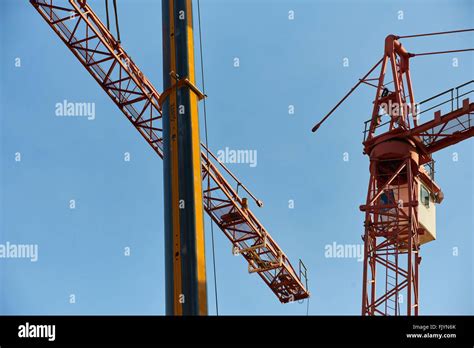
<box><xmin>162</xmin><ymin>0</ymin><xmax>207</xmax><ymax>316</ymax></box>
<box><xmin>361</xmin><ymin>156</ymin><xmax>421</xmax><ymax>315</ymax></box>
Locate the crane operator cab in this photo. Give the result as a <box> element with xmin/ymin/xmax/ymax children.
<box><xmin>377</xmin><ymin>166</ymin><xmax>442</xmax><ymax>247</ymax></box>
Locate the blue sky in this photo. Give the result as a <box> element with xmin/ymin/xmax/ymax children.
<box><xmin>0</xmin><ymin>0</ymin><xmax>472</xmax><ymax>315</ymax></box>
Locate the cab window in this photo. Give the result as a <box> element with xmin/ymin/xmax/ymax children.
<box><xmin>420</xmin><ymin>185</ymin><xmax>430</xmax><ymax>208</ymax></box>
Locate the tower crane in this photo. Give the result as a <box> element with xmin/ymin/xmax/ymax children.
<box><xmin>312</xmin><ymin>30</ymin><xmax>473</xmax><ymax>315</ymax></box>
<box><xmin>30</xmin><ymin>0</ymin><xmax>309</xmax><ymax>314</ymax></box>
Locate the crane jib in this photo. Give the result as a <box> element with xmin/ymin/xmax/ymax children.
<box><xmin>29</xmin><ymin>0</ymin><xmax>310</xmax><ymax>305</ymax></box>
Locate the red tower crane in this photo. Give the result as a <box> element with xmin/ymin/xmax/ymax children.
<box><xmin>30</xmin><ymin>0</ymin><xmax>310</xmax><ymax>309</ymax></box>
<box><xmin>312</xmin><ymin>30</ymin><xmax>473</xmax><ymax>315</ymax></box>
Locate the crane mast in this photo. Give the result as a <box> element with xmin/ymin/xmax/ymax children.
<box><xmin>30</xmin><ymin>0</ymin><xmax>310</xmax><ymax>311</ymax></box>
<box><xmin>161</xmin><ymin>0</ymin><xmax>208</xmax><ymax>315</ymax></box>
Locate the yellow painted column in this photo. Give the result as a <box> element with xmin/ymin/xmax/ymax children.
<box><xmin>162</xmin><ymin>0</ymin><xmax>207</xmax><ymax>316</ymax></box>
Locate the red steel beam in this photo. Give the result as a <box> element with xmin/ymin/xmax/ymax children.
<box><xmin>407</xmin><ymin>100</ymin><xmax>474</xmax><ymax>154</ymax></box>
